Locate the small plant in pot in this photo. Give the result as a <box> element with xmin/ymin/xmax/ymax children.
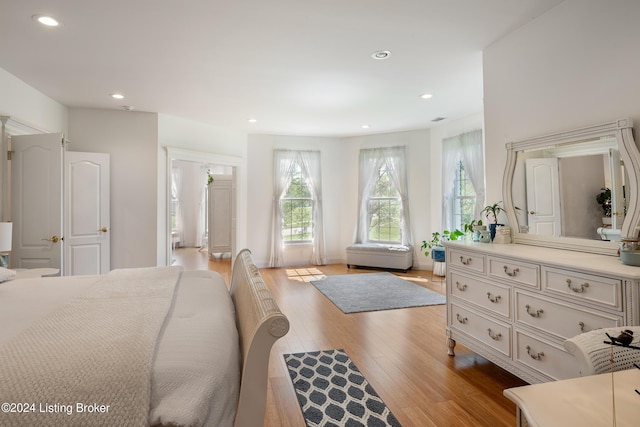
<box><xmin>464</xmin><ymin>219</ymin><xmax>485</xmax><ymax>241</ymax></box>
<box><xmin>482</xmin><ymin>201</ymin><xmax>506</xmax><ymax>241</ymax></box>
<box><xmin>421</xmin><ymin>229</ymin><xmax>464</xmax><ymax>261</ymax></box>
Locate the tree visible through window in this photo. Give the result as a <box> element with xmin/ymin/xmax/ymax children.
<box><xmin>368</xmin><ymin>163</ymin><xmax>401</xmax><ymax>243</ymax></box>
<box><xmin>281</xmin><ymin>162</ymin><xmax>313</xmax><ymax>242</ymax></box>
<box><xmin>452</xmin><ymin>160</ymin><xmax>475</xmax><ymax>230</ymax></box>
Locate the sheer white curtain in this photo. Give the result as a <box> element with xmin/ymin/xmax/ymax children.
<box><xmin>171</xmin><ymin>167</ymin><xmax>183</xmax><ymax>243</ymax></box>
<box><xmin>441</xmin><ymin>129</ymin><xmax>484</xmax><ymax>230</ymax></box>
<box><xmin>459</xmin><ymin>129</ymin><xmax>485</xmax><ymax>220</ymax></box>
<box><xmin>269</xmin><ymin>150</ymin><xmax>325</xmax><ymax>267</ymax></box>
<box><xmin>196</xmin><ymin>166</ymin><xmax>208</xmax><ymax>247</ymax></box>
<box><xmin>355</xmin><ymin>146</ymin><xmax>413</xmax><ymax>248</ymax></box>
<box><xmin>299</xmin><ymin>151</ymin><xmax>326</xmax><ymax>265</ymax></box>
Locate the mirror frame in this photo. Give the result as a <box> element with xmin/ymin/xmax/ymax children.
<box><xmin>503</xmin><ymin>118</ymin><xmax>640</xmax><ymax>256</ymax></box>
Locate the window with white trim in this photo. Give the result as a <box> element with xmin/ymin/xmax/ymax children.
<box><xmin>280</xmin><ymin>161</ymin><xmax>313</xmax><ymax>243</ymax></box>
<box><xmin>368</xmin><ymin>163</ymin><xmax>402</xmax><ymax>243</ymax></box>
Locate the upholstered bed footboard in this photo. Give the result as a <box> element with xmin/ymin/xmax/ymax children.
<box><xmin>230</xmin><ymin>249</ymin><xmax>290</xmax><ymax>427</ymax></box>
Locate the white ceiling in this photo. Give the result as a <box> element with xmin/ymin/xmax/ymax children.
<box><xmin>0</xmin><ymin>0</ymin><xmax>564</xmax><ymax>137</ymax></box>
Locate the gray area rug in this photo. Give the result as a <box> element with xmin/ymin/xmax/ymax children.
<box><xmin>284</xmin><ymin>349</ymin><xmax>403</xmax><ymax>427</ymax></box>
<box><xmin>310</xmin><ymin>272</ymin><xmax>445</xmax><ymax>313</ymax></box>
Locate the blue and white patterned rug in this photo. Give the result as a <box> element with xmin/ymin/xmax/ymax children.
<box><xmin>284</xmin><ymin>349</ymin><xmax>403</xmax><ymax>427</ymax></box>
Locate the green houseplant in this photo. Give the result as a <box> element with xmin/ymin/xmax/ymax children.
<box><xmin>596</xmin><ymin>187</ymin><xmax>612</xmax><ymax>218</ymax></box>
<box><xmin>421</xmin><ymin>229</ymin><xmax>464</xmax><ymax>260</ymax></box>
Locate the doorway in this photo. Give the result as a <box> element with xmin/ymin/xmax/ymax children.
<box><xmin>165</xmin><ymin>147</ymin><xmax>241</xmax><ymax>266</ymax></box>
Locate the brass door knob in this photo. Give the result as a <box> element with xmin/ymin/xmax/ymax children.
<box><xmin>42</xmin><ymin>235</ymin><xmax>59</xmax><ymax>243</ymax></box>
<box><xmin>100</xmin><ymin>227</ymin><xmax>108</xmax><ymax>233</ymax></box>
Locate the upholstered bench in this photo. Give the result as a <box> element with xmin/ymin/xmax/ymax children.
<box><xmin>346</xmin><ymin>243</ymin><xmax>413</xmax><ymax>272</ymax></box>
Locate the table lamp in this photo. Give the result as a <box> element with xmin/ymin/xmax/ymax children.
<box><xmin>0</xmin><ymin>222</ymin><xmax>13</xmax><ymax>268</ymax></box>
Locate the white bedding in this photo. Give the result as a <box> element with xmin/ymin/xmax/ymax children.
<box><xmin>0</xmin><ymin>268</ymin><xmax>240</xmax><ymax>427</ymax></box>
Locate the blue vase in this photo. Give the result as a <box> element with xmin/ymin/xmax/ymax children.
<box><xmin>489</xmin><ymin>223</ymin><xmax>504</xmax><ymax>241</ymax></box>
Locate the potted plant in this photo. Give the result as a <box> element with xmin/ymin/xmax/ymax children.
<box><xmin>482</xmin><ymin>201</ymin><xmax>507</xmax><ymax>241</ymax></box>
<box><xmin>421</xmin><ymin>229</ymin><xmax>464</xmax><ymax>261</ymax></box>
<box><xmin>464</xmin><ymin>219</ymin><xmax>485</xmax><ymax>241</ymax></box>
<box><xmin>596</xmin><ymin>187</ymin><xmax>612</xmax><ymax>225</ymax></box>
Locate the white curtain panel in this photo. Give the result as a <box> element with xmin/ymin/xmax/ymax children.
<box><xmin>270</xmin><ymin>150</ymin><xmax>326</xmax><ymax>267</ymax></box>
<box><xmin>441</xmin><ymin>136</ymin><xmax>462</xmax><ymax>231</ymax></box>
<box><xmin>196</xmin><ymin>166</ymin><xmax>208</xmax><ymax>247</ymax></box>
<box><xmin>459</xmin><ymin>129</ymin><xmax>485</xmax><ymax>221</ymax></box>
<box><xmin>441</xmin><ymin>129</ymin><xmax>484</xmax><ymax>230</ymax></box>
<box><xmin>171</xmin><ymin>167</ymin><xmax>184</xmax><ymax>243</ymax></box>
<box><xmin>355</xmin><ymin>146</ymin><xmax>412</xmax><ymax>249</ymax></box>
<box><xmin>299</xmin><ymin>151</ymin><xmax>327</xmax><ymax>266</ymax></box>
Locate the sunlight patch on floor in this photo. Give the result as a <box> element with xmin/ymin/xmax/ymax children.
<box><xmin>286</xmin><ymin>267</ymin><xmax>326</xmax><ymax>282</ymax></box>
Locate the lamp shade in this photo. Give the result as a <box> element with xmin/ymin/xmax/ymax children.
<box><xmin>0</xmin><ymin>222</ymin><xmax>13</xmax><ymax>252</ymax></box>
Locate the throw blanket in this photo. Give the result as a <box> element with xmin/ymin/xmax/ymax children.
<box><xmin>0</xmin><ymin>266</ymin><xmax>182</xmax><ymax>427</ymax></box>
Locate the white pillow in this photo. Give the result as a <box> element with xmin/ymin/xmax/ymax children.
<box><xmin>0</xmin><ymin>267</ymin><xmax>16</xmax><ymax>282</ymax></box>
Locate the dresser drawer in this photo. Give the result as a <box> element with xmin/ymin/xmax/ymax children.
<box><xmin>515</xmin><ymin>291</ymin><xmax>622</xmax><ymax>340</ymax></box>
<box><xmin>450</xmin><ymin>302</ymin><xmax>511</xmax><ymax>357</ymax></box>
<box><xmin>542</xmin><ymin>267</ymin><xmax>622</xmax><ymax>310</ymax></box>
<box><xmin>515</xmin><ymin>329</ymin><xmax>580</xmax><ymax>380</ymax></box>
<box><xmin>450</xmin><ymin>271</ymin><xmax>511</xmax><ymax>318</ymax></box>
<box><xmin>448</xmin><ymin>249</ymin><xmax>485</xmax><ymax>274</ymax></box>
<box><xmin>488</xmin><ymin>256</ymin><xmax>539</xmax><ymax>289</ymax></box>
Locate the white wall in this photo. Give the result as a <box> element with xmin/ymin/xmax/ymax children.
<box><xmin>68</xmin><ymin>108</ymin><xmax>159</xmax><ymax>269</ymax></box>
<box><xmin>0</xmin><ymin>67</ymin><xmax>68</xmax><ymax>134</ymax></box>
<box><xmin>484</xmin><ymin>0</ymin><xmax>640</xmax><ymax>211</ymax></box>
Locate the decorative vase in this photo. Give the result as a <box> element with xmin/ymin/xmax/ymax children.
<box><xmin>479</xmin><ymin>230</ymin><xmax>491</xmax><ymax>243</ymax></box>
<box><xmin>472</xmin><ymin>225</ymin><xmax>487</xmax><ymax>242</ymax></box>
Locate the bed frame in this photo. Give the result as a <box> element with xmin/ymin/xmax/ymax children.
<box><xmin>230</xmin><ymin>249</ymin><xmax>290</xmax><ymax>427</ymax></box>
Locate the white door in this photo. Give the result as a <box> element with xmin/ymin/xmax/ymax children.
<box><xmin>64</xmin><ymin>152</ymin><xmax>110</xmax><ymax>275</ymax></box>
<box><xmin>525</xmin><ymin>158</ymin><xmax>562</xmax><ymax>236</ymax></box>
<box><xmin>10</xmin><ymin>133</ymin><xmax>64</xmax><ymax>271</ymax></box>
<box><xmin>208</xmin><ymin>176</ymin><xmax>234</xmax><ymax>255</ymax></box>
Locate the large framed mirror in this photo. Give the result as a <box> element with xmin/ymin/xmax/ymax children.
<box><xmin>503</xmin><ymin>118</ymin><xmax>640</xmax><ymax>256</ymax></box>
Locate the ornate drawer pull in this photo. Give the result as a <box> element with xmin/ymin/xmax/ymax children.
<box><xmin>487</xmin><ymin>292</ymin><xmax>501</xmax><ymax>303</ymax></box>
<box><xmin>566</xmin><ymin>278</ymin><xmax>589</xmax><ymax>293</ymax></box>
<box><xmin>459</xmin><ymin>256</ymin><xmax>472</xmax><ymax>265</ymax></box>
<box><xmin>456</xmin><ymin>281</ymin><xmax>467</xmax><ymax>291</ymax></box>
<box><xmin>456</xmin><ymin>313</ymin><xmax>468</xmax><ymax>324</ymax></box>
<box><xmin>487</xmin><ymin>328</ymin><xmax>502</xmax><ymax>341</ymax></box>
<box><xmin>503</xmin><ymin>265</ymin><xmax>520</xmax><ymax>277</ymax></box>
<box><xmin>526</xmin><ymin>345</ymin><xmax>544</xmax><ymax>360</ymax></box>
<box><xmin>525</xmin><ymin>304</ymin><xmax>544</xmax><ymax>318</ymax></box>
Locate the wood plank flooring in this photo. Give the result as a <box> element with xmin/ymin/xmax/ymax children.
<box><xmin>172</xmin><ymin>248</ymin><xmax>527</xmax><ymax>426</ymax></box>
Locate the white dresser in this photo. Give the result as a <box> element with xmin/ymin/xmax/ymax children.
<box><xmin>444</xmin><ymin>240</ymin><xmax>640</xmax><ymax>384</ymax></box>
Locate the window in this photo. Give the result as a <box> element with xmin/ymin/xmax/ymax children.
<box><xmin>280</xmin><ymin>162</ymin><xmax>313</xmax><ymax>243</ymax></box>
<box><xmin>451</xmin><ymin>160</ymin><xmax>476</xmax><ymax>231</ymax></box>
<box><xmin>368</xmin><ymin>163</ymin><xmax>402</xmax><ymax>243</ymax></box>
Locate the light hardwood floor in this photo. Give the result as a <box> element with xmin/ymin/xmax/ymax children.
<box><xmin>172</xmin><ymin>248</ymin><xmax>527</xmax><ymax>426</ymax></box>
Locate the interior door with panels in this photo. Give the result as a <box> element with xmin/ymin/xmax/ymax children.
<box><xmin>10</xmin><ymin>133</ymin><xmax>63</xmax><ymax>271</ymax></box>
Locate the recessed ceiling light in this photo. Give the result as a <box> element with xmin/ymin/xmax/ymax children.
<box><xmin>32</xmin><ymin>15</ymin><xmax>60</xmax><ymax>27</ymax></box>
<box><xmin>361</xmin><ymin>124</ymin><xmax>370</xmax><ymax>129</ymax></box>
<box><xmin>110</xmin><ymin>93</ymin><xmax>124</xmax><ymax>100</ymax></box>
<box><xmin>248</xmin><ymin>118</ymin><xmax>257</xmax><ymax>123</ymax></box>
<box><xmin>421</xmin><ymin>93</ymin><xmax>433</xmax><ymax>99</ymax></box>
<box><xmin>371</xmin><ymin>50</ymin><xmax>391</xmax><ymax>60</ymax></box>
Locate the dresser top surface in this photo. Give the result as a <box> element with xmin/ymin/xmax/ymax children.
<box><xmin>444</xmin><ymin>240</ymin><xmax>640</xmax><ymax>279</ymax></box>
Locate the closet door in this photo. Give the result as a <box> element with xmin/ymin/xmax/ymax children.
<box><xmin>208</xmin><ymin>176</ymin><xmax>233</xmax><ymax>255</ymax></box>
<box><xmin>10</xmin><ymin>133</ymin><xmax>63</xmax><ymax>271</ymax></box>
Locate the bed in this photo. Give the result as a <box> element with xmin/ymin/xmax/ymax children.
<box><xmin>0</xmin><ymin>248</ymin><xmax>288</xmax><ymax>427</ymax></box>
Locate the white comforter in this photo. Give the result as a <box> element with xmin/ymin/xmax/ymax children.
<box><xmin>0</xmin><ymin>269</ymin><xmax>240</xmax><ymax>427</ymax></box>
